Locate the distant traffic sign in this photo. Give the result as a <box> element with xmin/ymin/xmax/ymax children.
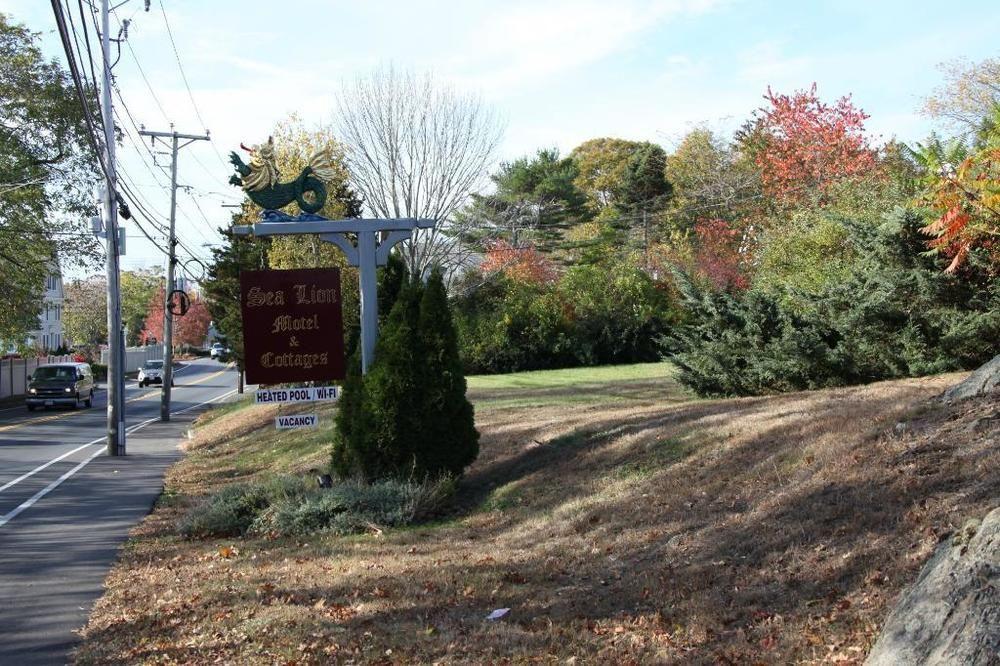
<box><xmin>275</xmin><ymin>414</ymin><xmax>318</xmax><ymax>430</ymax></box>
<box><xmin>168</xmin><ymin>289</ymin><xmax>190</xmax><ymax>316</ymax></box>
<box><xmin>254</xmin><ymin>386</ymin><xmax>339</xmax><ymax>404</ymax></box>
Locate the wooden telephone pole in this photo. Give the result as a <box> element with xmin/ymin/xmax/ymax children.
<box><xmin>137</xmin><ymin>127</ymin><xmax>210</xmax><ymax>420</ymax></box>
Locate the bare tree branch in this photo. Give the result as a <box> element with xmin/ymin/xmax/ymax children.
<box><xmin>336</xmin><ymin>65</ymin><xmax>505</xmax><ymax>280</ymax></box>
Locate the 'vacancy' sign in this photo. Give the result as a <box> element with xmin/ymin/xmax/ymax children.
<box><xmin>275</xmin><ymin>414</ymin><xmax>318</xmax><ymax>430</ymax></box>
<box><xmin>240</xmin><ymin>268</ymin><xmax>345</xmax><ymax>384</ymax></box>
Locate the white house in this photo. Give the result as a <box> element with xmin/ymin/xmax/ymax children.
<box><xmin>2</xmin><ymin>269</ymin><xmax>67</xmax><ymax>355</ymax></box>
<box><xmin>32</xmin><ymin>272</ymin><xmax>66</xmax><ymax>352</ymax></box>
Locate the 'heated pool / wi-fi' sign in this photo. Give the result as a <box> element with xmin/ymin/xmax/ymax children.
<box><xmin>254</xmin><ymin>386</ymin><xmax>339</xmax><ymax>404</ymax></box>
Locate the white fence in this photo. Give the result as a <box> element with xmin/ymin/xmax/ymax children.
<box><xmin>101</xmin><ymin>346</ymin><xmax>163</xmax><ymax>372</ymax></box>
<box><xmin>0</xmin><ymin>355</ymin><xmax>75</xmax><ymax>400</ymax></box>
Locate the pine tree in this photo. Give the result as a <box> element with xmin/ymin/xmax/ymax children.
<box><xmin>333</xmin><ymin>277</ymin><xmax>424</xmax><ymax>480</ymax></box>
<box><xmin>415</xmin><ymin>267</ymin><xmax>479</xmax><ymax>477</ymax></box>
<box><xmin>330</xmin><ymin>346</ymin><xmax>366</xmax><ymax>477</ymax></box>
<box><xmin>331</xmin><ymin>266</ymin><xmax>480</xmax><ymax>481</ymax></box>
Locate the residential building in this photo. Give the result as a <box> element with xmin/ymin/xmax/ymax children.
<box><xmin>5</xmin><ymin>271</ymin><xmax>66</xmax><ymax>354</ymax></box>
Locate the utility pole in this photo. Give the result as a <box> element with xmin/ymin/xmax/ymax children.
<box><xmin>138</xmin><ymin>127</ymin><xmax>210</xmax><ymax>421</ymax></box>
<box><xmin>99</xmin><ymin>0</ymin><xmax>125</xmax><ymax>456</ymax></box>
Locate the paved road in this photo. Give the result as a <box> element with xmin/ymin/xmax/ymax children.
<box><xmin>0</xmin><ymin>357</ymin><xmax>241</xmax><ymax>665</ymax></box>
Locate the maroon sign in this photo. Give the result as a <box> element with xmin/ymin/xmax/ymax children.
<box><xmin>240</xmin><ymin>268</ymin><xmax>345</xmax><ymax>384</ymax></box>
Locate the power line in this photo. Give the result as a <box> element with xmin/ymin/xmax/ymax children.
<box><xmin>157</xmin><ymin>0</ymin><xmax>205</xmax><ymax>129</ymax></box>
<box><xmin>115</xmin><ymin>17</ymin><xmax>171</xmax><ymax>123</ymax></box>
<box><xmin>156</xmin><ymin>0</ymin><xmax>237</xmax><ymax>176</ymax></box>
<box><xmin>50</xmin><ymin>0</ymin><xmax>111</xmax><ymax>184</ymax></box>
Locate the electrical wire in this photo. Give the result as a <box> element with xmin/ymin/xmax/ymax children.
<box><xmin>156</xmin><ymin>0</ymin><xmax>237</xmax><ymax>176</ymax></box>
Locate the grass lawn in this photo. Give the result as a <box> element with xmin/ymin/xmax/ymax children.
<box><xmin>467</xmin><ymin>361</ymin><xmax>686</xmax><ymax>410</ymax></box>
<box><xmin>74</xmin><ymin>364</ymin><xmax>999</xmax><ymax>664</ymax></box>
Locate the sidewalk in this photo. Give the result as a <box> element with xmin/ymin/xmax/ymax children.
<box><xmin>0</xmin><ymin>408</ymin><xmax>205</xmax><ymax>665</ymax></box>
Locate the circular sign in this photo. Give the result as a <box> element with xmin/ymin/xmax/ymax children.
<box><xmin>168</xmin><ymin>289</ymin><xmax>190</xmax><ymax>316</ymax></box>
<box><xmin>182</xmin><ymin>257</ymin><xmax>207</xmax><ymax>282</ymax></box>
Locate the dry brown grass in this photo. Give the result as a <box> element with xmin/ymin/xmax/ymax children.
<box><xmin>74</xmin><ymin>368</ymin><xmax>999</xmax><ymax>665</ymax></box>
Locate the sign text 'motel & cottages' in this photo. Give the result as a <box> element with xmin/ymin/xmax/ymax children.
<box><xmin>240</xmin><ymin>268</ymin><xmax>346</xmax><ymax>384</ymax></box>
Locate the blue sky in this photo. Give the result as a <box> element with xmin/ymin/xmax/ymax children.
<box><xmin>6</xmin><ymin>0</ymin><xmax>1000</xmax><ymax>272</ymax></box>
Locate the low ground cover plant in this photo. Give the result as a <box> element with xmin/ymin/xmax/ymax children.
<box><xmin>179</xmin><ymin>474</ymin><xmax>455</xmax><ymax>538</ymax></box>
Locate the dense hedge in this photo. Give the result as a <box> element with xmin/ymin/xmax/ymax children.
<box><xmin>666</xmin><ymin>213</ymin><xmax>1000</xmax><ymax>396</ymax></box>
<box><xmin>453</xmin><ymin>262</ymin><xmax>679</xmax><ymax>374</ymax></box>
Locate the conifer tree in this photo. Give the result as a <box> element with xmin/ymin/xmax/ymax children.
<box><xmin>331</xmin><ymin>265</ymin><xmax>480</xmax><ymax>481</ymax></box>
<box><xmin>333</xmin><ymin>277</ymin><xmax>424</xmax><ymax>480</ymax></box>
<box><xmin>330</xmin><ymin>346</ymin><xmax>366</xmax><ymax>477</ymax></box>
<box><xmin>416</xmin><ymin>267</ymin><xmax>480</xmax><ymax>477</ymax></box>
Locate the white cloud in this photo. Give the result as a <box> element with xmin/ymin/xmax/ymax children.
<box><xmin>446</xmin><ymin>0</ymin><xmax>727</xmax><ymax>95</ymax></box>
<box><xmin>735</xmin><ymin>40</ymin><xmax>814</xmax><ymax>89</ymax></box>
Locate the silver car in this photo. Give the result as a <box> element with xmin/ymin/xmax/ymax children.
<box><xmin>138</xmin><ymin>360</ymin><xmax>172</xmax><ymax>388</ymax></box>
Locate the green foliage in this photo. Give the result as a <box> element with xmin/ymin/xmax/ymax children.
<box><xmin>179</xmin><ymin>475</ymin><xmax>302</xmax><ymax>538</ymax></box>
<box><xmin>63</xmin><ymin>275</ymin><xmax>107</xmax><ymax>346</ymax></box>
<box><xmin>455</xmin><ymin>259</ymin><xmax>678</xmax><ymax>374</ymax></box>
<box><xmin>570</xmin><ymin>137</ymin><xmax>647</xmax><ymax>210</ymax></box>
<box><xmin>754</xmin><ymin>211</ymin><xmax>855</xmax><ymax>303</ymax></box>
<box><xmin>665</xmin><ymin>128</ymin><xmax>760</xmax><ymax>230</ymax></box>
<box><xmin>416</xmin><ymin>268</ymin><xmax>479</xmax><ymax>476</ymax></box>
<box><xmin>666</xmin><ymin>273</ymin><xmax>850</xmax><ymax>396</ymax></box>
<box><xmin>333</xmin><ymin>268</ymin><xmax>479</xmax><ymax>482</ymax></box>
<box><xmin>202</xmin><ymin>222</ymin><xmax>270</xmax><ymax>373</ymax></box>
<box><xmin>456</xmin><ymin>148</ymin><xmax>591</xmax><ymax>258</ymax></box>
<box><xmin>619</xmin><ymin>142</ymin><xmax>672</xmax><ymax>211</ymax></box>
<box><xmin>0</xmin><ymin>15</ymin><xmax>100</xmax><ymax>346</ymax></box>
<box><xmin>667</xmin><ymin>211</ymin><xmax>1000</xmax><ymax>396</ymax></box>
<box><xmin>339</xmin><ymin>278</ymin><xmax>424</xmax><ymax>480</ymax></box>
<box><xmin>120</xmin><ymin>269</ymin><xmax>160</xmax><ymax>346</ymax></box>
<box><xmin>179</xmin><ymin>474</ymin><xmax>455</xmax><ymax>538</ymax></box>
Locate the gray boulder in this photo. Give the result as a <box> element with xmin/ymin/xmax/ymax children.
<box><xmin>941</xmin><ymin>355</ymin><xmax>1000</xmax><ymax>403</ymax></box>
<box><xmin>866</xmin><ymin>507</ymin><xmax>1000</xmax><ymax>665</ymax></box>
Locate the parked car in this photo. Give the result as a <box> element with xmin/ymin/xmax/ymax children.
<box><xmin>209</xmin><ymin>342</ymin><xmax>225</xmax><ymax>359</ymax></box>
<box><xmin>138</xmin><ymin>360</ymin><xmax>172</xmax><ymax>388</ymax></box>
<box><xmin>26</xmin><ymin>362</ymin><xmax>95</xmax><ymax>411</ymax></box>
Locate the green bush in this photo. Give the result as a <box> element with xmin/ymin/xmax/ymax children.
<box><xmin>178</xmin><ymin>475</ymin><xmax>455</xmax><ymax>538</ymax></box>
<box><xmin>90</xmin><ymin>363</ymin><xmax>108</xmax><ymax>381</ymax></box>
<box><xmin>333</xmin><ymin>269</ymin><xmax>480</xmax><ymax>481</ymax></box>
<box><xmin>665</xmin><ymin>211</ymin><xmax>1000</xmax><ymax>397</ymax></box>
<box><xmin>179</xmin><ymin>475</ymin><xmax>306</xmax><ymax>538</ymax></box>
<box><xmin>453</xmin><ymin>259</ymin><xmax>678</xmax><ymax>374</ymax></box>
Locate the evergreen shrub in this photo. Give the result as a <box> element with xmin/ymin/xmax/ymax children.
<box><xmin>332</xmin><ymin>268</ymin><xmax>479</xmax><ymax>482</ymax></box>
<box><xmin>179</xmin><ymin>475</ymin><xmax>455</xmax><ymax>538</ymax></box>
<box><xmin>666</xmin><ymin>212</ymin><xmax>1000</xmax><ymax>396</ymax></box>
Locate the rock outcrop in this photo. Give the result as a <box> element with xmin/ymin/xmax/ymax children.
<box><xmin>865</xmin><ymin>507</ymin><xmax>1000</xmax><ymax>665</ymax></box>
<box><xmin>941</xmin><ymin>355</ymin><xmax>1000</xmax><ymax>403</ymax></box>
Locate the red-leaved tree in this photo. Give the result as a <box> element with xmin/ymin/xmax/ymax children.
<box><xmin>141</xmin><ymin>288</ymin><xmax>211</xmax><ymax>347</ymax></box>
<box><xmin>749</xmin><ymin>84</ymin><xmax>879</xmax><ymax>204</ymax></box>
<box><xmin>480</xmin><ymin>240</ymin><xmax>558</xmax><ymax>285</ymax></box>
<box><xmin>693</xmin><ymin>219</ymin><xmax>749</xmax><ymax>291</ymax></box>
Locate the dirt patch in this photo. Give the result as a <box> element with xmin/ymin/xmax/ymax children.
<box><xmin>74</xmin><ymin>370</ymin><xmax>999</xmax><ymax>664</ymax></box>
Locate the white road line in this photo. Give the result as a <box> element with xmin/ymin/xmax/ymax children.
<box><xmin>0</xmin><ymin>438</ymin><xmax>105</xmax><ymax>493</ymax></box>
<box><xmin>0</xmin><ymin>447</ymin><xmax>105</xmax><ymax>528</ymax></box>
<box><xmin>0</xmin><ymin>388</ymin><xmax>238</xmax><ymax>528</ymax></box>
